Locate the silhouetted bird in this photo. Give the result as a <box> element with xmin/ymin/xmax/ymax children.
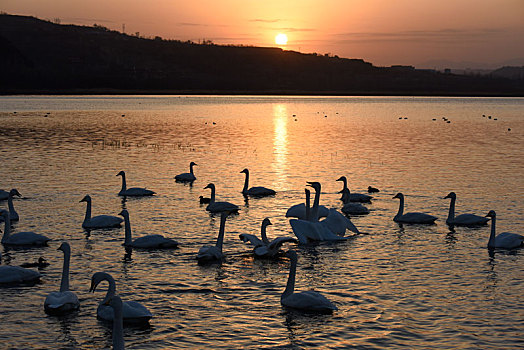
<box><xmin>20</xmin><ymin>257</ymin><xmax>49</xmax><ymax>268</ymax></box>
<box><xmin>199</xmin><ymin>196</ymin><xmax>211</xmax><ymax>204</ymax></box>
<box><xmin>367</xmin><ymin>186</ymin><xmax>380</xmax><ymax>193</ymax></box>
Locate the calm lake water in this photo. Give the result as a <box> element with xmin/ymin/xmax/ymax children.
<box><xmin>0</xmin><ymin>95</ymin><xmax>523</xmax><ymax>349</ymax></box>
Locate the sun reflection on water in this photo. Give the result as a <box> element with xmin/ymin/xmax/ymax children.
<box><xmin>272</xmin><ymin>104</ymin><xmax>288</xmax><ymax>188</ymax></box>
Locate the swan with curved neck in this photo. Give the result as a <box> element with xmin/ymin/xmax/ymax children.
<box><xmin>80</xmin><ymin>195</ymin><xmax>123</xmax><ymax>229</ymax></box>
<box><xmin>0</xmin><ymin>251</ymin><xmax>41</xmax><ymax>285</ymax></box>
<box><xmin>119</xmin><ymin>209</ymin><xmax>178</xmax><ymax>249</ymax></box>
<box><xmin>240</xmin><ymin>169</ymin><xmax>276</xmax><ymax>197</ymax></box>
<box><xmin>108</xmin><ymin>295</ymin><xmax>125</xmax><ymax>350</ymax></box>
<box><xmin>239</xmin><ymin>218</ymin><xmax>298</xmax><ymax>258</ymax></box>
<box><xmin>197</xmin><ymin>211</ymin><xmax>232</xmax><ymax>263</ymax></box>
<box><xmin>281</xmin><ymin>250</ymin><xmax>337</xmax><ymax>313</ymax></box>
<box><xmin>44</xmin><ymin>242</ymin><xmax>80</xmax><ymax>314</ymax></box>
<box><xmin>1</xmin><ymin>209</ymin><xmax>51</xmax><ymax>246</ymax></box>
<box><xmin>2</xmin><ymin>189</ymin><xmax>21</xmax><ymax>222</ymax></box>
<box><xmin>116</xmin><ymin>171</ymin><xmax>155</xmax><ymax>196</ymax></box>
<box><xmin>340</xmin><ymin>188</ymin><xmax>370</xmax><ymax>215</ymax></box>
<box><xmin>392</xmin><ymin>193</ymin><xmax>437</xmax><ymax>224</ymax></box>
<box><xmin>444</xmin><ymin>192</ymin><xmax>488</xmax><ymax>226</ymax></box>
<box><xmin>175</xmin><ymin>162</ymin><xmax>197</xmax><ymax>182</ymax></box>
<box><xmin>203</xmin><ymin>183</ymin><xmax>239</xmax><ymax>213</ymax></box>
<box><xmin>336</xmin><ymin>176</ymin><xmax>372</xmax><ymax>203</ymax></box>
<box><xmin>89</xmin><ymin>272</ymin><xmax>152</xmax><ymax>323</ymax></box>
<box><xmin>485</xmin><ymin>210</ymin><xmax>523</xmax><ymax>249</ymax></box>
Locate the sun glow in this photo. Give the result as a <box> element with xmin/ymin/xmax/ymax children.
<box><xmin>275</xmin><ymin>33</ymin><xmax>288</xmax><ymax>46</ymax></box>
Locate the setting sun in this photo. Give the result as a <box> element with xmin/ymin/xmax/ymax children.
<box><xmin>275</xmin><ymin>33</ymin><xmax>288</xmax><ymax>46</ymax></box>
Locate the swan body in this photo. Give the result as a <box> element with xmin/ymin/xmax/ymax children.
<box><xmin>240</xmin><ymin>169</ymin><xmax>276</xmax><ymax>197</ymax></box>
<box><xmin>444</xmin><ymin>192</ymin><xmax>489</xmax><ymax>226</ymax></box>
<box><xmin>116</xmin><ymin>171</ymin><xmax>155</xmax><ymax>196</ymax></box>
<box><xmin>281</xmin><ymin>250</ymin><xmax>337</xmax><ymax>313</ymax></box>
<box><xmin>0</xmin><ymin>189</ymin><xmax>21</xmax><ymax>222</ymax></box>
<box><xmin>108</xmin><ymin>296</ymin><xmax>125</xmax><ymax>350</ymax></box>
<box><xmin>340</xmin><ymin>188</ymin><xmax>370</xmax><ymax>215</ymax></box>
<box><xmin>0</xmin><ymin>252</ymin><xmax>41</xmax><ymax>285</ymax></box>
<box><xmin>204</xmin><ymin>183</ymin><xmax>239</xmax><ymax>213</ymax></box>
<box><xmin>44</xmin><ymin>242</ymin><xmax>80</xmax><ymax>314</ymax></box>
<box><xmin>239</xmin><ymin>218</ymin><xmax>297</xmax><ymax>258</ymax></box>
<box><xmin>90</xmin><ymin>272</ymin><xmax>152</xmax><ymax>323</ymax></box>
<box><xmin>1</xmin><ymin>210</ymin><xmax>51</xmax><ymax>246</ymax></box>
<box><xmin>175</xmin><ymin>161</ymin><xmax>197</xmax><ymax>182</ymax></box>
<box><xmin>80</xmin><ymin>195</ymin><xmax>123</xmax><ymax>229</ymax></box>
<box><xmin>0</xmin><ymin>189</ymin><xmax>9</xmax><ymax>201</ymax></box>
<box><xmin>336</xmin><ymin>176</ymin><xmax>373</xmax><ymax>203</ymax></box>
<box><xmin>197</xmin><ymin>211</ymin><xmax>230</xmax><ymax>263</ymax></box>
<box><xmin>393</xmin><ymin>193</ymin><xmax>437</xmax><ymax>224</ymax></box>
<box><xmin>486</xmin><ymin>210</ymin><xmax>524</xmax><ymax>249</ymax></box>
<box><xmin>119</xmin><ymin>210</ymin><xmax>178</xmax><ymax>249</ymax></box>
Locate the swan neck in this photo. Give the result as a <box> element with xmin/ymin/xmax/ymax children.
<box><xmin>310</xmin><ymin>187</ymin><xmax>320</xmax><ymax>222</ymax></box>
<box><xmin>112</xmin><ymin>301</ymin><xmax>125</xmax><ymax>350</ymax></box>
<box><xmin>123</xmin><ymin>215</ymin><xmax>132</xmax><ymax>245</ymax></box>
<box><xmin>84</xmin><ymin>199</ymin><xmax>92</xmax><ymax>222</ymax></box>
<box><xmin>7</xmin><ymin>196</ymin><xmax>15</xmax><ymax>214</ymax></box>
<box><xmin>305</xmin><ymin>191</ymin><xmax>311</xmax><ymax>221</ymax></box>
<box><xmin>120</xmin><ymin>173</ymin><xmax>127</xmax><ymax>192</ymax></box>
<box><xmin>242</xmin><ymin>172</ymin><xmax>249</xmax><ymax>193</ymax></box>
<box><xmin>282</xmin><ymin>255</ymin><xmax>297</xmax><ymax>299</ymax></box>
<box><xmin>1</xmin><ymin>216</ymin><xmax>11</xmax><ymax>242</ymax></box>
<box><xmin>488</xmin><ymin>216</ymin><xmax>496</xmax><ymax>248</ymax></box>
<box><xmin>261</xmin><ymin>223</ymin><xmax>269</xmax><ymax>244</ymax></box>
<box><xmin>395</xmin><ymin>196</ymin><xmax>404</xmax><ymax>219</ymax></box>
<box><xmin>189</xmin><ymin>163</ymin><xmax>195</xmax><ymax>175</ymax></box>
<box><xmin>101</xmin><ymin>274</ymin><xmax>117</xmax><ymax>305</ymax></box>
<box><xmin>60</xmin><ymin>248</ymin><xmax>71</xmax><ymax>292</ymax></box>
<box><xmin>447</xmin><ymin>197</ymin><xmax>456</xmax><ymax>222</ymax></box>
<box><xmin>341</xmin><ymin>178</ymin><xmax>348</xmax><ymax>190</ymax></box>
<box><xmin>215</xmin><ymin>214</ymin><xmax>227</xmax><ymax>251</ymax></box>
<box><xmin>209</xmin><ymin>187</ymin><xmax>216</xmax><ymax>203</ymax></box>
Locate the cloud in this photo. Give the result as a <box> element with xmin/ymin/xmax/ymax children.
<box><xmin>250</xmin><ymin>19</ymin><xmax>281</xmax><ymax>23</ymax></box>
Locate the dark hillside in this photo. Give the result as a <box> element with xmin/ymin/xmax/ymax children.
<box><xmin>1</xmin><ymin>14</ymin><xmax>523</xmax><ymax>95</ymax></box>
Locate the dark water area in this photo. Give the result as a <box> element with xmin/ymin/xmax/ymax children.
<box><xmin>0</xmin><ymin>96</ymin><xmax>523</xmax><ymax>349</ymax></box>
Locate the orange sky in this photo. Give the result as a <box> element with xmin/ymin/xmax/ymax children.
<box><xmin>2</xmin><ymin>0</ymin><xmax>524</xmax><ymax>68</ymax></box>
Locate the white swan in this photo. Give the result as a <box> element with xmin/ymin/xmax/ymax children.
<box><xmin>116</xmin><ymin>171</ymin><xmax>155</xmax><ymax>197</ymax></box>
<box><xmin>340</xmin><ymin>188</ymin><xmax>370</xmax><ymax>215</ymax></box>
<box><xmin>336</xmin><ymin>176</ymin><xmax>372</xmax><ymax>203</ymax></box>
<box><xmin>119</xmin><ymin>209</ymin><xmax>178</xmax><ymax>249</ymax></box>
<box><xmin>44</xmin><ymin>242</ymin><xmax>80</xmax><ymax>314</ymax></box>
<box><xmin>80</xmin><ymin>195</ymin><xmax>123</xmax><ymax>229</ymax></box>
<box><xmin>240</xmin><ymin>169</ymin><xmax>276</xmax><ymax>197</ymax></box>
<box><xmin>204</xmin><ymin>183</ymin><xmax>240</xmax><ymax>213</ymax></box>
<box><xmin>175</xmin><ymin>161</ymin><xmax>197</xmax><ymax>182</ymax></box>
<box><xmin>108</xmin><ymin>295</ymin><xmax>125</xmax><ymax>350</ymax></box>
<box><xmin>0</xmin><ymin>251</ymin><xmax>41</xmax><ymax>285</ymax></box>
<box><xmin>197</xmin><ymin>211</ymin><xmax>231</xmax><ymax>263</ymax></box>
<box><xmin>392</xmin><ymin>193</ymin><xmax>437</xmax><ymax>224</ymax></box>
<box><xmin>486</xmin><ymin>210</ymin><xmax>524</xmax><ymax>249</ymax></box>
<box><xmin>1</xmin><ymin>210</ymin><xmax>51</xmax><ymax>246</ymax></box>
<box><xmin>239</xmin><ymin>218</ymin><xmax>297</xmax><ymax>258</ymax></box>
<box><xmin>444</xmin><ymin>192</ymin><xmax>489</xmax><ymax>226</ymax></box>
<box><xmin>89</xmin><ymin>272</ymin><xmax>152</xmax><ymax>323</ymax></box>
<box><xmin>281</xmin><ymin>250</ymin><xmax>337</xmax><ymax>313</ymax></box>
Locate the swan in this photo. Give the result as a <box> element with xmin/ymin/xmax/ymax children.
<box><xmin>175</xmin><ymin>161</ymin><xmax>197</xmax><ymax>182</ymax></box>
<box><xmin>280</xmin><ymin>250</ymin><xmax>337</xmax><ymax>313</ymax></box>
<box><xmin>89</xmin><ymin>272</ymin><xmax>152</xmax><ymax>323</ymax></box>
<box><xmin>20</xmin><ymin>257</ymin><xmax>49</xmax><ymax>268</ymax></box>
<box><xmin>1</xmin><ymin>209</ymin><xmax>51</xmax><ymax>246</ymax></box>
<box><xmin>204</xmin><ymin>183</ymin><xmax>240</xmax><ymax>213</ymax></box>
<box><xmin>80</xmin><ymin>195</ymin><xmax>123</xmax><ymax>229</ymax></box>
<box><xmin>119</xmin><ymin>209</ymin><xmax>178</xmax><ymax>249</ymax></box>
<box><xmin>239</xmin><ymin>218</ymin><xmax>298</xmax><ymax>258</ymax></box>
<box><xmin>44</xmin><ymin>242</ymin><xmax>80</xmax><ymax>314</ymax></box>
<box><xmin>108</xmin><ymin>295</ymin><xmax>125</xmax><ymax>350</ymax></box>
<box><xmin>0</xmin><ymin>189</ymin><xmax>21</xmax><ymax>222</ymax></box>
<box><xmin>336</xmin><ymin>176</ymin><xmax>372</xmax><ymax>203</ymax></box>
<box><xmin>240</xmin><ymin>169</ymin><xmax>276</xmax><ymax>197</ymax></box>
<box><xmin>392</xmin><ymin>193</ymin><xmax>437</xmax><ymax>224</ymax></box>
<box><xmin>197</xmin><ymin>211</ymin><xmax>231</xmax><ymax>263</ymax></box>
<box><xmin>444</xmin><ymin>192</ymin><xmax>489</xmax><ymax>226</ymax></box>
<box><xmin>116</xmin><ymin>171</ymin><xmax>155</xmax><ymax>197</ymax></box>
<box><xmin>285</xmin><ymin>203</ymin><xmax>329</xmax><ymax>220</ymax></box>
<box><xmin>0</xmin><ymin>189</ymin><xmax>9</xmax><ymax>201</ymax></box>
<box><xmin>485</xmin><ymin>210</ymin><xmax>524</xmax><ymax>249</ymax></box>
<box><xmin>340</xmin><ymin>188</ymin><xmax>370</xmax><ymax>215</ymax></box>
<box><xmin>0</xmin><ymin>251</ymin><xmax>41</xmax><ymax>285</ymax></box>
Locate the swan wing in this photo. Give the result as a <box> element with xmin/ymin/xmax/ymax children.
<box><xmin>341</xmin><ymin>202</ymin><xmax>369</xmax><ymax>215</ymax></box>
<box><xmin>450</xmin><ymin>214</ymin><xmax>489</xmax><ymax>226</ymax></box>
<box><xmin>247</xmin><ymin>186</ymin><xmax>276</xmax><ymax>196</ymax></box>
<box><xmin>175</xmin><ymin>173</ymin><xmax>196</xmax><ymax>181</ymax></box>
<box><xmin>239</xmin><ymin>234</ymin><xmax>264</xmax><ymax>247</ymax></box>
<box><xmin>5</xmin><ymin>232</ymin><xmax>50</xmax><ymax>246</ymax></box>
<box><xmin>397</xmin><ymin>212</ymin><xmax>437</xmax><ymax>224</ymax></box>
<box><xmin>348</xmin><ymin>193</ymin><xmax>373</xmax><ymax>203</ymax></box>
<box><xmin>120</xmin><ymin>187</ymin><xmax>155</xmax><ymax>196</ymax></box>
<box><xmin>44</xmin><ymin>291</ymin><xmax>80</xmax><ymax>313</ymax></box>
<box><xmin>282</xmin><ymin>291</ymin><xmax>337</xmax><ymax>312</ymax></box>
<box><xmin>268</xmin><ymin>237</ymin><xmax>298</xmax><ymax>250</ymax></box>
<box><xmin>286</xmin><ymin>204</ymin><xmax>329</xmax><ymax>219</ymax></box>
<box><xmin>84</xmin><ymin>215</ymin><xmax>123</xmax><ymax>228</ymax></box>
<box><xmin>495</xmin><ymin>232</ymin><xmax>524</xmax><ymax>249</ymax></box>
<box><xmin>206</xmin><ymin>201</ymin><xmax>239</xmax><ymax>213</ymax></box>
<box><xmin>0</xmin><ymin>266</ymin><xmax>41</xmax><ymax>284</ymax></box>
<box><xmin>197</xmin><ymin>245</ymin><xmax>223</xmax><ymax>262</ymax></box>
<box><xmin>322</xmin><ymin>209</ymin><xmax>360</xmax><ymax>235</ymax></box>
<box><xmin>132</xmin><ymin>235</ymin><xmax>178</xmax><ymax>248</ymax></box>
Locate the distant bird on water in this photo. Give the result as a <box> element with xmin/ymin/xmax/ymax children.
<box><xmin>80</xmin><ymin>195</ymin><xmax>123</xmax><ymax>229</ymax></box>
<box><xmin>485</xmin><ymin>210</ymin><xmax>524</xmax><ymax>250</ymax></box>
<box><xmin>116</xmin><ymin>171</ymin><xmax>155</xmax><ymax>196</ymax></box>
<box><xmin>443</xmin><ymin>192</ymin><xmax>488</xmax><ymax>227</ymax></box>
<box><xmin>175</xmin><ymin>162</ymin><xmax>197</xmax><ymax>182</ymax></box>
<box><xmin>239</xmin><ymin>218</ymin><xmax>297</xmax><ymax>259</ymax></box>
<box><xmin>203</xmin><ymin>183</ymin><xmax>239</xmax><ymax>213</ymax></box>
<box><xmin>392</xmin><ymin>193</ymin><xmax>437</xmax><ymax>224</ymax></box>
<box><xmin>119</xmin><ymin>209</ymin><xmax>178</xmax><ymax>249</ymax></box>
<box><xmin>367</xmin><ymin>186</ymin><xmax>379</xmax><ymax>193</ymax></box>
<box><xmin>1</xmin><ymin>210</ymin><xmax>51</xmax><ymax>246</ymax></box>
<box><xmin>0</xmin><ymin>251</ymin><xmax>41</xmax><ymax>285</ymax></box>
<box><xmin>240</xmin><ymin>168</ymin><xmax>276</xmax><ymax>197</ymax></box>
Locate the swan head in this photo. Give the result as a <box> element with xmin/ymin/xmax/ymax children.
<box><xmin>9</xmin><ymin>189</ymin><xmax>21</xmax><ymax>197</ymax></box>
<box><xmin>306</xmin><ymin>182</ymin><xmax>321</xmax><ymax>192</ymax></box>
<box><xmin>204</xmin><ymin>183</ymin><xmax>215</xmax><ymax>190</ymax></box>
<box><xmin>336</xmin><ymin>176</ymin><xmax>346</xmax><ymax>182</ymax></box>
<box><xmin>116</xmin><ymin>171</ymin><xmax>125</xmax><ymax>177</ymax></box>
<box><xmin>80</xmin><ymin>195</ymin><xmax>91</xmax><ymax>203</ymax></box>
<box><xmin>118</xmin><ymin>209</ymin><xmax>129</xmax><ymax>218</ymax></box>
<box><xmin>444</xmin><ymin>192</ymin><xmax>456</xmax><ymax>199</ymax></box>
<box><xmin>485</xmin><ymin>210</ymin><xmax>496</xmax><ymax>219</ymax></box>
<box><xmin>240</xmin><ymin>168</ymin><xmax>249</xmax><ymax>174</ymax></box>
<box><xmin>393</xmin><ymin>193</ymin><xmax>404</xmax><ymax>200</ymax></box>
<box><xmin>89</xmin><ymin>272</ymin><xmax>112</xmax><ymax>293</ymax></box>
<box><xmin>190</xmin><ymin>162</ymin><xmax>197</xmax><ymax>166</ymax></box>
<box><xmin>57</xmin><ymin>241</ymin><xmax>71</xmax><ymax>254</ymax></box>
<box><xmin>262</xmin><ymin>218</ymin><xmax>272</xmax><ymax>227</ymax></box>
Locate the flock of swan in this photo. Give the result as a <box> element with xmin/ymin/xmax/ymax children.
<box><xmin>1</xmin><ymin>162</ymin><xmax>523</xmax><ymax>349</ymax></box>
